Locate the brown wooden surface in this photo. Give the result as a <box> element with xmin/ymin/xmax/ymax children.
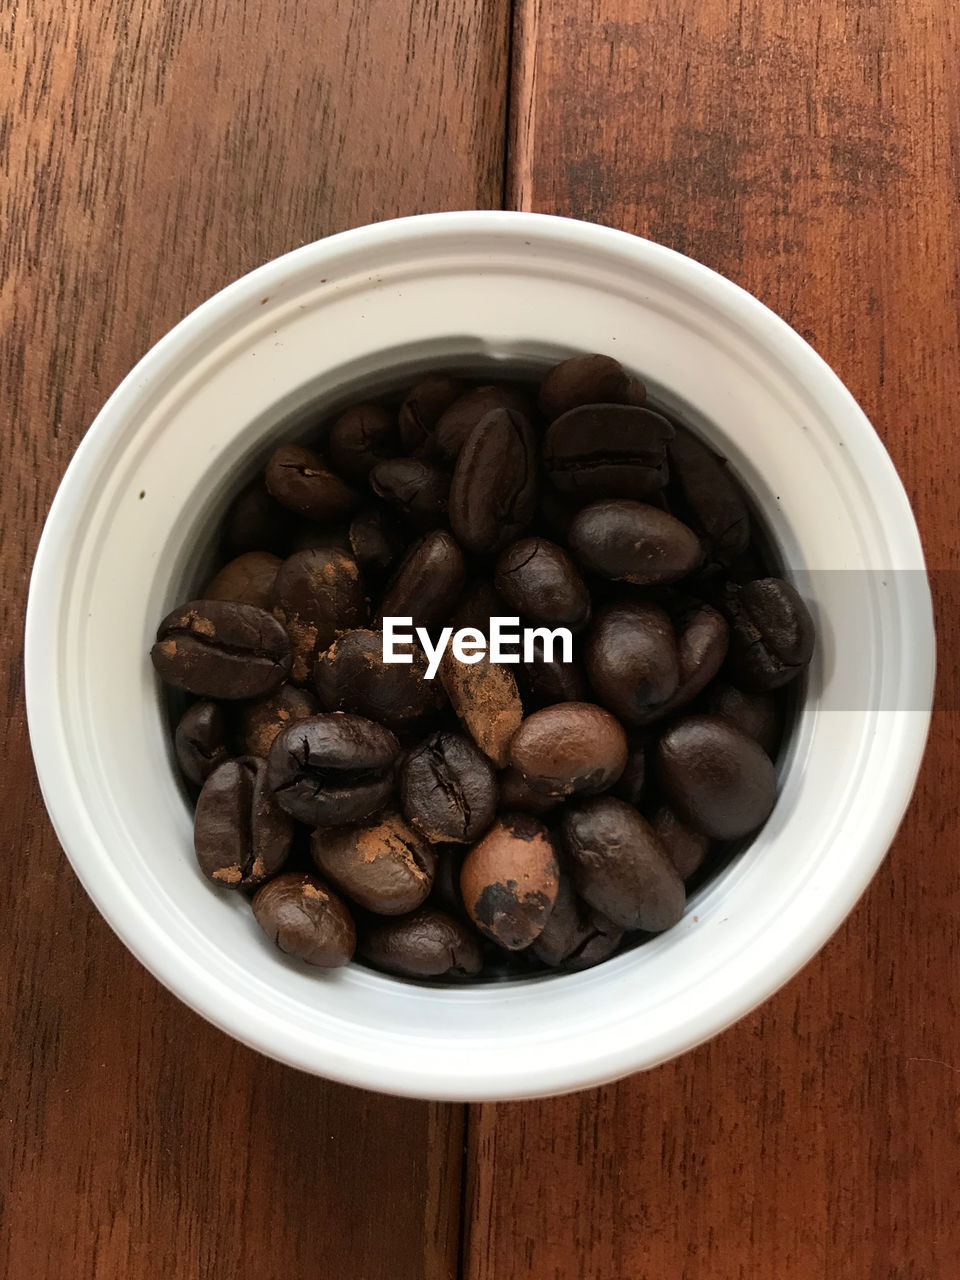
<box><xmin>0</xmin><ymin>2</ymin><xmax>508</xmax><ymax>1278</ymax></box>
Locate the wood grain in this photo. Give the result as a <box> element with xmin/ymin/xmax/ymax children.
<box><xmin>467</xmin><ymin>2</ymin><xmax>960</xmax><ymax>1277</ymax></box>
<box><xmin>0</xmin><ymin>2</ymin><xmax>508</xmax><ymax>1277</ymax></box>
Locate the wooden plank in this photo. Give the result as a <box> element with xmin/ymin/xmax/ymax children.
<box><xmin>0</xmin><ymin>2</ymin><xmax>508</xmax><ymax>1277</ymax></box>
<box><xmin>467</xmin><ymin>2</ymin><xmax>960</xmax><ymax>1277</ymax></box>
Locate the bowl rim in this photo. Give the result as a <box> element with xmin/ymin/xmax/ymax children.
<box><xmin>25</xmin><ymin>210</ymin><xmax>935</xmax><ymax>1099</ymax></box>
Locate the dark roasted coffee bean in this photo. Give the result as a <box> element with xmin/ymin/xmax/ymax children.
<box><xmin>376</xmin><ymin>530</ymin><xmax>466</xmax><ymax>631</ymax></box>
<box><xmin>369</xmin><ymin>457</ymin><xmax>449</xmax><ymax>529</ymax></box>
<box><xmin>561</xmin><ymin>796</ymin><xmax>685</xmax><ymax>932</ymax></box>
<box><xmin>651</xmin><ymin>805</ymin><xmax>711</xmax><ymax>881</ymax></box>
<box><xmin>705</xmin><ymin>682</ymin><xmax>781</xmax><ymax>755</ymax></box>
<box><xmin>348</xmin><ymin>506</ymin><xmax>404</xmax><ymax>577</ymax></box>
<box><xmin>223</xmin><ymin>479</ymin><xmax>290</xmax><ymax>556</ymax></box>
<box><xmin>311</xmin><ymin>810</ymin><xmax>435</xmax><ymax>915</ymax></box>
<box><xmin>667</xmin><ymin>426</ymin><xmax>750</xmax><ymax>558</ymax></box>
<box><xmin>612</xmin><ymin>743</ymin><xmax>647</xmax><ymax>806</ymax></box>
<box><xmin>152</xmin><ymin>600</ymin><xmax>291</xmax><ymax>698</ymax></box>
<box><xmin>315</xmin><ymin>628</ymin><xmax>444</xmax><ymax>730</ymax></box>
<box><xmin>236</xmin><ymin>685</ymin><xmax>319</xmax><ymax>759</ymax></box>
<box><xmin>631</xmin><ymin>602</ymin><xmax>728</xmax><ymax>727</ymax></box>
<box><xmin>398</xmin><ymin>374</ymin><xmax>463</xmax><ymax>453</ymax></box>
<box><xmin>286</xmin><ymin>520</ymin><xmax>353</xmax><ymax>554</ymax></box>
<box><xmin>400</xmin><ymin>731</ymin><xmax>497</xmax><ymax>843</ymax></box>
<box><xmin>656</xmin><ymin>715</ymin><xmax>777</xmax><ymax>839</ymax></box>
<box><xmin>265</xmin><ymin>442</ymin><xmax>361</xmax><ymax>522</ymax></box>
<box><xmin>360</xmin><ymin>907</ymin><xmax>482</xmax><ymax>978</ymax></box>
<box><xmin>509</xmin><ymin>701</ymin><xmax>627</xmax><ymax>797</ymax></box>
<box><xmin>328</xmin><ymin>402</ymin><xmax>398</xmax><ymax>482</ymax></box>
<box><xmin>448</xmin><ymin>408</ymin><xmax>538</xmax><ymax>554</ymax></box>
<box><xmin>542</xmin><ymin>404</ymin><xmax>673</xmax><ymax>500</ymax></box>
<box><xmin>585</xmin><ymin>600</ymin><xmax>679</xmax><ymax>725</ymax></box>
<box><xmin>175</xmin><ymin>700</ymin><xmax>231</xmax><ymax>786</ymax></box>
<box><xmin>460</xmin><ymin>814</ymin><xmax>559</xmax><ymax>950</ymax></box>
<box><xmin>439</xmin><ymin>648</ymin><xmax>523</xmax><ymax>769</ymax></box>
<box><xmin>531</xmin><ymin>874</ymin><xmax>623</xmax><ymax>970</ymax></box>
<box><xmin>722</xmin><ymin>578</ymin><xmax>815</xmax><ymax>691</ymax></box>
<box><xmin>494</xmin><ymin>537</ymin><xmax>590</xmax><ymax>631</ymax></box>
<box><xmin>194</xmin><ymin>756</ymin><xmax>293</xmax><ymax>888</ymax></box>
<box><xmin>569</xmin><ymin>499</ymin><xmax>701</xmax><ymax>585</ymax></box>
<box><xmin>433</xmin><ymin>385</ymin><xmax>535</xmax><ymax>462</ymax></box>
<box><xmin>520</xmin><ymin>636</ymin><xmax>586</xmax><ymax>707</ymax></box>
<box><xmin>203</xmin><ymin>551</ymin><xmax>282</xmax><ymax>609</ymax></box>
<box><xmin>252</xmin><ymin>871</ymin><xmax>356</xmax><ymax>967</ymax></box>
<box><xmin>267</xmin><ymin>713</ymin><xmax>399</xmax><ymax>827</ymax></box>
<box><xmin>538</xmin><ymin>354</ymin><xmax>646</xmax><ymax>422</ymax></box>
<box><xmin>271</xmin><ymin>548</ymin><xmax>365</xmax><ymax>683</ymax></box>
<box><xmin>497</xmin><ymin>766</ymin><xmax>561</xmax><ymax>815</ymax></box>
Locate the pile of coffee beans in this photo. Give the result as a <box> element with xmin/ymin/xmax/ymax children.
<box><xmin>152</xmin><ymin>353</ymin><xmax>815</xmax><ymax>982</ymax></box>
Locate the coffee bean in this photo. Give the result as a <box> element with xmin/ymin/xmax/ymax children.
<box><xmin>656</xmin><ymin>714</ymin><xmax>777</xmax><ymax>839</ymax></box>
<box><xmin>509</xmin><ymin>702</ymin><xmax>627</xmax><ymax>797</ymax></box>
<box><xmin>223</xmin><ymin>479</ymin><xmax>290</xmax><ymax>556</ymax></box>
<box><xmin>705</xmin><ymin>682</ymin><xmax>780</xmax><ymax>755</ymax></box>
<box><xmin>328</xmin><ymin>402</ymin><xmax>398</xmax><ymax>482</ymax></box>
<box><xmin>399</xmin><ymin>731</ymin><xmax>497</xmax><ymax>843</ymax></box>
<box><xmin>494</xmin><ymin>537</ymin><xmax>590</xmax><ymax>631</ymax></box>
<box><xmin>722</xmin><ymin>578</ymin><xmax>815</xmax><ymax>691</ymax></box>
<box><xmin>531</xmin><ymin>874</ymin><xmax>623</xmax><ymax>970</ymax></box>
<box><xmin>311</xmin><ymin>810</ymin><xmax>435</xmax><ymax>914</ymax></box>
<box><xmin>630</xmin><ymin>602</ymin><xmax>728</xmax><ymax>727</ymax></box>
<box><xmin>265</xmin><ymin>442</ymin><xmax>361</xmax><ymax>521</ymax></box>
<box><xmin>348</xmin><ymin>506</ymin><xmax>404</xmax><ymax>578</ymax></box>
<box><xmin>398</xmin><ymin>374</ymin><xmax>463</xmax><ymax>453</ymax></box>
<box><xmin>369</xmin><ymin>457</ymin><xmax>449</xmax><ymax>529</ymax></box>
<box><xmin>194</xmin><ymin>756</ymin><xmax>293</xmax><ymax>888</ymax></box>
<box><xmin>271</xmin><ymin>548</ymin><xmax>365</xmax><ymax>683</ymax></box>
<box><xmin>449</xmin><ymin>408</ymin><xmax>539</xmax><ymax>554</ymax></box>
<box><xmin>667</xmin><ymin>425</ymin><xmax>750</xmax><ymax>558</ymax></box>
<box><xmin>585</xmin><ymin>601</ymin><xmax>679</xmax><ymax>725</ymax></box>
<box><xmin>359</xmin><ymin>907</ymin><xmax>482</xmax><ymax>978</ymax></box>
<box><xmin>252</xmin><ymin>871</ymin><xmax>356</xmax><ymax>967</ymax></box>
<box><xmin>542</xmin><ymin>405</ymin><xmax>673</xmax><ymax>500</ymax></box>
<box><xmin>236</xmin><ymin>684</ymin><xmax>319</xmax><ymax>758</ymax></box>
<box><xmin>286</xmin><ymin>521</ymin><xmax>352</xmax><ymax>554</ymax></box>
<box><xmin>267</xmin><ymin>712</ymin><xmax>399</xmax><ymax>827</ymax></box>
<box><xmin>376</xmin><ymin>530</ymin><xmax>466</xmax><ymax>631</ymax></box>
<box><xmin>175</xmin><ymin>700</ymin><xmax>231</xmax><ymax>786</ymax></box>
<box><xmin>152</xmin><ymin>600</ymin><xmax>292</xmax><ymax>699</ymax></box>
<box><xmin>612</xmin><ymin>743</ymin><xmax>647</xmax><ymax>806</ymax></box>
<box><xmin>460</xmin><ymin>814</ymin><xmax>559</xmax><ymax>950</ymax></box>
<box><xmin>538</xmin><ymin>354</ymin><xmax>646</xmax><ymax>422</ymax></box>
<box><xmin>568</xmin><ymin>499</ymin><xmax>701</xmax><ymax>585</ymax></box>
<box><xmin>203</xmin><ymin>551</ymin><xmax>281</xmax><ymax>608</ymax></box>
<box><xmin>497</xmin><ymin>767</ymin><xmax>561</xmax><ymax>815</ymax></box>
<box><xmin>433</xmin><ymin>385</ymin><xmax>535</xmax><ymax>462</ymax></box>
<box><xmin>439</xmin><ymin>648</ymin><xmax>523</xmax><ymax>769</ymax></box>
<box><xmin>315</xmin><ymin>628</ymin><xmax>444</xmax><ymax>731</ymax></box>
<box><xmin>561</xmin><ymin>796</ymin><xmax>685</xmax><ymax>932</ymax></box>
<box><xmin>651</xmin><ymin>805</ymin><xmax>711</xmax><ymax>880</ymax></box>
<box><xmin>520</xmin><ymin>636</ymin><xmax>586</xmax><ymax>707</ymax></box>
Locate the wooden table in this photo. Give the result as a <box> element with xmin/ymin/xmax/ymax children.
<box><xmin>4</xmin><ymin>2</ymin><xmax>957</xmax><ymax>1276</ymax></box>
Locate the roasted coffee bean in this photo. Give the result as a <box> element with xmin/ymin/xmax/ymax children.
<box><xmin>542</xmin><ymin>404</ymin><xmax>673</xmax><ymax>500</ymax></box>
<box><xmin>509</xmin><ymin>702</ymin><xmax>627</xmax><ymax>797</ymax></box>
<box><xmin>376</xmin><ymin>530</ymin><xmax>466</xmax><ymax>630</ymax></box>
<box><xmin>531</xmin><ymin>874</ymin><xmax>623</xmax><ymax>970</ymax></box>
<box><xmin>651</xmin><ymin>805</ymin><xmax>711</xmax><ymax>880</ymax></box>
<box><xmin>359</xmin><ymin>907</ymin><xmax>482</xmax><ymax>978</ymax></box>
<box><xmin>656</xmin><ymin>715</ymin><xmax>777</xmax><ymax>839</ymax></box>
<box><xmin>497</xmin><ymin>767</ymin><xmax>561</xmax><ymax>815</ymax></box>
<box><xmin>569</xmin><ymin>499</ymin><xmax>701</xmax><ymax>585</ymax></box>
<box><xmin>223</xmin><ymin>479</ymin><xmax>290</xmax><ymax>556</ymax></box>
<box><xmin>267</xmin><ymin>713</ymin><xmax>399</xmax><ymax>827</ymax></box>
<box><xmin>271</xmin><ymin>548</ymin><xmax>365</xmax><ymax>683</ymax></box>
<box><xmin>667</xmin><ymin>426</ymin><xmax>749</xmax><ymax>558</ymax></box>
<box><xmin>460</xmin><ymin>815</ymin><xmax>559</xmax><ymax>950</ymax></box>
<box><xmin>585</xmin><ymin>601</ymin><xmax>679</xmax><ymax>725</ymax></box>
<box><xmin>265</xmin><ymin>442</ymin><xmax>361</xmax><ymax>522</ymax></box>
<box><xmin>369</xmin><ymin>457</ymin><xmax>449</xmax><ymax>529</ymax></box>
<box><xmin>520</xmin><ymin>636</ymin><xmax>586</xmax><ymax>707</ymax></box>
<box><xmin>705</xmin><ymin>682</ymin><xmax>780</xmax><ymax>755</ymax></box>
<box><xmin>612</xmin><ymin>743</ymin><xmax>647</xmax><ymax>806</ymax></box>
<box><xmin>449</xmin><ymin>408</ymin><xmax>538</xmax><ymax>554</ymax></box>
<box><xmin>194</xmin><ymin>756</ymin><xmax>293</xmax><ymax>888</ymax></box>
<box><xmin>286</xmin><ymin>520</ymin><xmax>353</xmax><ymax>554</ymax></box>
<box><xmin>348</xmin><ymin>506</ymin><xmax>404</xmax><ymax>577</ymax></box>
<box><xmin>175</xmin><ymin>700</ymin><xmax>231</xmax><ymax>786</ymax></box>
<box><xmin>328</xmin><ymin>402</ymin><xmax>398</xmax><ymax>482</ymax></box>
<box><xmin>152</xmin><ymin>600</ymin><xmax>292</xmax><ymax>698</ymax></box>
<box><xmin>311</xmin><ymin>810</ymin><xmax>435</xmax><ymax>915</ymax></box>
<box><xmin>494</xmin><ymin>537</ymin><xmax>590</xmax><ymax>631</ymax></box>
<box><xmin>315</xmin><ymin>628</ymin><xmax>444</xmax><ymax>730</ymax></box>
<box><xmin>631</xmin><ymin>602</ymin><xmax>728</xmax><ymax>727</ymax></box>
<box><xmin>252</xmin><ymin>871</ymin><xmax>356</xmax><ymax>967</ymax></box>
<box><xmin>538</xmin><ymin>354</ymin><xmax>646</xmax><ymax>422</ymax></box>
<box><xmin>433</xmin><ymin>385</ymin><xmax>535</xmax><ymax>462</ymax></box>
<box><xmin>399</xmin><ymin>731</ymin><xmax>497</xmax><ymax>843</ymax></box>
<box><xmin>398</xmin><ymin>374</ymin><xmax>463</xmax><ymax>453</ymax></box>
<box><xmin>204</xmin><ymin>551</ymin><xmax>281</xmax><ymax>608</ymax></box>
<box><xmin>439</xmin><ymin>648</ymin><xmax>523</xmax><ymax>769</ymax></box>
<box><xmin>561</xmin><ymin>796</ymin><xmax>685</xmax><ymax>932</ymax></box>
<box><xmin>236</xmin><ymin>685</ymin><xmax>319</xmax><ymax>758</ymax></box>
<box><xmin>722</xmin><ymin>578</ymin><xmax>815</xmax><ymax>691</ymax></box>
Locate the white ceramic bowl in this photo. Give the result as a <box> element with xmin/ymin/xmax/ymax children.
<box><xmin>26</xmin><ymin>212</ymin><xmax>934</xmax><ymax>1100</ymax></box>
